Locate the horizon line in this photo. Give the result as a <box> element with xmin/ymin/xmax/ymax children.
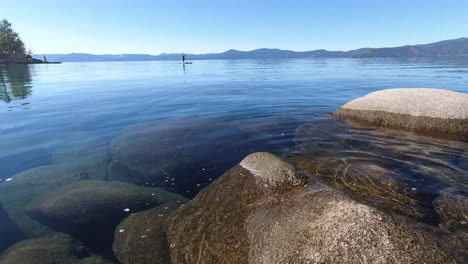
<box><xmin>32</xmin><ymin>37</ymin><xmax>468</xmax><ymax>56</ymax></box>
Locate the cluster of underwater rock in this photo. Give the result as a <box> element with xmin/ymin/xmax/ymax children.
<box><xmin>0</xmin><ymin>88</ymin><xmax>467</xmax><ymax>263</ymax></box>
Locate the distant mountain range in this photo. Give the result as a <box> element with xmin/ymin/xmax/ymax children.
<box><xmin>34</xmin><ymin>37</ymin><xmax>468</xmax><ymax>62</ymax></box>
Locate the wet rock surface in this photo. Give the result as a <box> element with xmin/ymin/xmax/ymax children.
<box><xmin>0</xmin><ymin>202</ymin><xmax>24</xmax><ymax>254</ymax></box>
<box><xmin>113</xmin><ymin>202</ymin><xmax>183</xmax><ymax>264</ymax></box>
<box><xmin>0</xmin><ymin>233</ymin><xmax>114</xmax><ymax>264</ymax></box>
<box><xmin>167</xmin><ymin>153</ymin><xmax>466</xmax><ymax>264</ymax></box>
<box><xmin>434</xmin><ymin>188</ymin><xmax>468</xmax><ymax>232</ymax></box>
<box><xmin>25</xmin><ymin>180</ymin><xmax>185</xmax><ymax>251</ymax></box>
<box><xmin>334</xmin><ymin>88</ymin><xmax>468</xmax><ymax>141</ymax></box>
<box><xmin>166</xmin><ymin>165</ymin><xmax>267</xmax><ymax>264</ymax></box>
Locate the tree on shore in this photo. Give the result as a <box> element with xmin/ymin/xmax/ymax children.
<box><xmin>0</xmin><ymin>19</ymin><xmax>26</xmax><ymax>54</ymax></box>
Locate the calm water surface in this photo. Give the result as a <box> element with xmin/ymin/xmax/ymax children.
<box><xmin>0</xmin><ymin>58</ymin><xmax>467</xmax><ymax>256</ymax></box>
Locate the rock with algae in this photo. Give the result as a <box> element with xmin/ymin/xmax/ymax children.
<box><xmin>434</xmin><ymin>188</ymin><xmax>468</xmax><ymax>232</ymax></box>
<box><xmin>166</xmin><ymin>152</ymin><xmax>466</xmax><ymax>264</ymax></box>
<box><xmin>287</xmin><ymin>158</ymin><xmax>432</xmax><ymax>222</ymax></box>
<box><xmin>292</xmin><ymin>115</ymin><xmax>468</xmax><ymax>224</ymax></box>
<box><xmin>113</xmin><ymin>202</ymin><xmax>185</xmax><ymax>264</ymax></box>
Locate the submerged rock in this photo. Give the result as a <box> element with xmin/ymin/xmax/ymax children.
<box><xmin>113</xmin><ymin>202</ymin><xmax>183</xmax><ymax>264</ymax></box>
<box><xmin>287</xmin><ymin>158</ymin><xmax>431</xmax><ymax>222</ymax></box>
<box><xmin>0</xmin><ymin>165</ymin><xmax>91</xmax><ymax>238</ymax></box>
<box><xmin>292</xmin><ymin>116</ymin><xmax>468</xmax><ymax>224</ymax></box>
<box><xmin>167</xmin><ymin>153</ymin><xmax>466</xmax><ymax>264</ymax></box>
<box><xmin>334</xmin><ymin>88</ymin><xmax>468</xmax><ymax>141</ymax></box>
<box><xmin>434</xmin><ymin>188</ymin><xmax>468</xmax><ymax>232</ymax></box>
<box><xmin>107</xmin><ymin>119</ymin><xmax>262</xmax><ymax>195</ymax></box>
<box><xmin>0</xmin><ymin>133</ymin><xmax>109</xmax><ymax>238</ymax></box>
<box><xmin>0</xmin><ymin>233</ymin><xmax>113</xmax><ymax>264</ymax></box>
<box><xmin>49</xmin><ymin>133</ymin><xmax>109</xmax><ymax>181</ymax></box>
<box><xmin>25</xmin><ymin>180</ymin><xmax>185</xmax><ymax>251</ymax></box>
<box><xmin>0</xmin><ymin>202</ymin><xmax>24</xmax><ymax>253</ymax></box>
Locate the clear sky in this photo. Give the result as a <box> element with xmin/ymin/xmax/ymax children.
<box><xmin>1</xmin><ymin>0</ymin><xmax>467</xmax><ymax>54</ymax></box>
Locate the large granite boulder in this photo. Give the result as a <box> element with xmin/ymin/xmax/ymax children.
<box><xmin>334</xmin><ymin>88</ymin><xmax>468</xmax><ymax>141</ymax></box>
<box><xmin>25</xmin><ymin>180</ymin><xmax>185</xmax><ymax>251</ymax></box>
<box><xmin>166</xmin><ymin>152</ymin><xmax>466</xmax><ymax>264</ymax></box>
<box><xmin>0</xmin><ymin>233</ymin><xmax>114</xmax><ymax>264</ymax></box>
<box><xmin>112</xmin><ymin>202</ymin><xmax>183</xmax><ymax>264</ymax></box>
<box><xmin>0</xmin><ymin>202</ymin><xmax>24</xmax><ymax>253</ymax></box>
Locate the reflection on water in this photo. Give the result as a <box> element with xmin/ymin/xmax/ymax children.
<box><xmin>0</xmin><ymin>65</ymin><xmax>32</xmax><ymax>103</ymax></box>
<box><xmin>0</xmin><ymin>58</ymin><xmax>467</xmax><ymax>260</ymax></box>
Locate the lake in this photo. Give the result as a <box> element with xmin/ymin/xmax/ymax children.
<box><xmin>0</xmin><ymin>58</ymin><xmax>467</xmax><ymax>258</ymax></box>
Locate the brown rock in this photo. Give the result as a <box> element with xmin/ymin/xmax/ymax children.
<box><xmin>166</xmin><ymin>153</ymin><xmax>466</xmax><ymax>264</ymax></box>
<box><xmin>112</xmin><ymin>202</ymin><xmax>183</xmax><ymax>264</ymax></box>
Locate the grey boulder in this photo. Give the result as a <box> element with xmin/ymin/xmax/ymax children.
<box><xmin>334</xmin><ymin>88</ymin><xmax>468</xmax><ymax>141</ymax></box>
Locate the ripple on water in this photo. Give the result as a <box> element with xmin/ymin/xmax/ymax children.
<box><xmin>285</xmin><ymin>115</ymin><xmax>467</xmax><ymax>228</ymax></box>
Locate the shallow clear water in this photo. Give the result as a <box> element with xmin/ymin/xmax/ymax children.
<box><xmin>0</xmin><ymin>58</ymin><xmax>467</xmax><ymax>256</ymax></box>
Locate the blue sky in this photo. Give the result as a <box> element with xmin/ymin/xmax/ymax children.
<box><xmin>1</xmin><ymin>0</ymin><xmax>467</xmax><ymax>54</ymax></box>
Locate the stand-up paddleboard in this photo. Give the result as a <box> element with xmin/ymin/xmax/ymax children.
<box><xmin>179</xmin><ymin>62</ymin><xmax>193</xmax><ymax>64</ymax></box>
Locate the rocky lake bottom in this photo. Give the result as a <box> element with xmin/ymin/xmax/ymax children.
<box><xmin>0</xmin><ymin>58</ymin><xmax>467</xmax><ymax>263</ymax></box>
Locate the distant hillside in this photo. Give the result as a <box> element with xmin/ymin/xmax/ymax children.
<box><xmin>35</xmin><ymin>37</ymin><xmax>468</xmax><ymax>62</ymax></box>
<box><xmin>352</xmin><ymin>38</ymin><xmax>468</xmax><ymax>58</ymax></box>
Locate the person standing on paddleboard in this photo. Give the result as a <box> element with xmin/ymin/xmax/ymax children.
<box><xmin>182</xmin><ymin>54</ymin><xmax>185</xmax><ymax>64</ymax></box>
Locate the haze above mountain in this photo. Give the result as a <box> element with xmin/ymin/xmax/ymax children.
<box><xmin>35</xmin><ymin>38</ymin><xmax>468</xmax><ymax>62</ymax></box>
